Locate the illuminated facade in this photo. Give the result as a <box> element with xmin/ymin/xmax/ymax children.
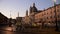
<box><xmin>35</xmin><ymin>4</ymin><xmax>60</xmax><ymax>24</ymax></box>
<box><xmin>24</xmin><ymin>3</ymin><xmax>60</xmax><ymax>25</ymax></box>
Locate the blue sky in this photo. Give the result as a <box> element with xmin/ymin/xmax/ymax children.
<box><xmin>0</xmin><ymin>0</ymin><xmax>60</xmax><ymax>19</ymax></box>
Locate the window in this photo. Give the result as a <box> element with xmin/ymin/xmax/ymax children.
<box><xmin>54</xmin><ymin>10</ymin><xmax>55</xmax><ymax>13</ymax></box>
<box><xmin>47</xmin><ymin>12</ymin><xmax>48</xmax><ymax>14</ymax></box>
<box><xmin>52</xmin><ymin>21</ymin><xmax>54</xmax><ymax>23</ymax></box>
<box><xmin>47</xmin><ymin>17</ymin><xmax>48</xmax><ymax>19</ymax></box>
<box><xmin>50</xmin><ymin>16</ymin><xmax>52</xmax><ymax>18</ymax></box>
<box><xmin>59</xmin><ymin>15</ymin><xmax>60</xmax><ymax>18</ymax></box>
<box><xmin>49</xmin><ymin>21</ymin><xmax>50</xmax><ymax>23</ymax></box>
<box><xmin>54</xmin><ymin>15</ymin><xmax>55</xmax><ymax>18</ymax></box>
<box><xmin>56</xmin><ymin>6</ymin><xmax>59</xmax><ymax>12</ymax></box>
<box><xmin>54</xmin><ymin>9</ymin><xmax>55</xmax><ymax>13</ymax></box>
<box><xmin>51</xmin><ymin>8</ymin><xmax>52</xmax><ymax>14</ymax></box>
<box><xmin>58</xmin><ymin>15</ymin><xmax>60</xmax><ymax>18</ymax></box>
<box><xmin>57</xmin><ymin>6</ymin><xmax>59</xmax><ymax>8</ymax></box>
<box><xmin>44</xmin><ymin>12</ymin><xmax>46</xmax><ymax>15</ymax></box>
<box><xmin>58</xmin><ymin>15</ymin><xmax>59</xmax><ymax>18</ymax></box>
<box><xmin>57</xmin><ymin>9</ymin><xmax>59</xmax><ymax>12</ymax></box>
<box><xmin>50</xmin><ymin>11</ymin><xmax>52</xmax><ymax>14</ymax></box>
<box><xmin>42</xmin><ymin>14</ymin><xmax>43</xmax><ymax>16</ymax></box>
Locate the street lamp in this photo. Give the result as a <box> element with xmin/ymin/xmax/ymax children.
<box><xmin>53</xmin><ymin>0</ymin><xmax>59</xmax><ymax>31</ymax></box>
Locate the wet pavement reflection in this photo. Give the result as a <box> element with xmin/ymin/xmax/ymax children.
<box><xmin>0</xmin><ymin>26</ymin><xmax>40</xmax><ymax>34</ymax></box>
<box><xmin>0</xmin><ymin>31</ymin><xmax>14</xmax><ymax>34</ymax></box>
<box><xmin>0</xmin><ymin>30</ymin><xmax>39</xmax><ymax>34</ymax></box>
<box><xmin>0</xmin><ymin>25</ymin><xmax>60</xmax><ymax>34</ymax></box>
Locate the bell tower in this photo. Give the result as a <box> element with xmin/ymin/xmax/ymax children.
<box><xmin>26</xmin><ymin>10</ymin><xmax>28</xmax><ymax>16</ymax></box>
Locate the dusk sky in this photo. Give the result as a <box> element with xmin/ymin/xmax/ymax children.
<box><xmin>0</xmin><ymin>0</ymin><xmax>60</xmax><ymax>19</ymax></box>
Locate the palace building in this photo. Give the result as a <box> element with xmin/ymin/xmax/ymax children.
<box><xmin>35</xmin><ymin>4</ymin><xmax>60</xmax><ymax>24</ymax></box>
<box><xmin>23</xmin><ymin>3</ymin><xmax>60</xmax><ymax>26</ymax></box>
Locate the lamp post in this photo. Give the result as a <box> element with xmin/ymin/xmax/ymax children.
<box><xmin>53</xmin><ymin>0</ymin><xmax>59</xmax><ymax>31</ymax></box>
